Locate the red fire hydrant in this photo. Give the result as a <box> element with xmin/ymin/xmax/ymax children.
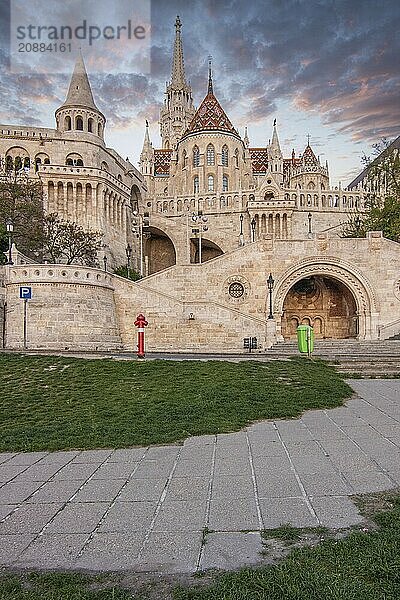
<box><xmin>134</xmin><ymin>313</ymin><xmax>148</xmax><ymax>359</ymax></box>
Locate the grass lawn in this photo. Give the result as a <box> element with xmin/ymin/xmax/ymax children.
<box><xmin>0</xmin><ymin>354</ymin><xmax>352</xmax><ymax>452</ymax></box>
<box><xmin>1</xmin><ymin>491</ymin><xmax>400</xmax><ymax>599</ymax></box>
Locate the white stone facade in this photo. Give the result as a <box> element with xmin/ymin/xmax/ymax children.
<box><xmin>1</xmin><ymin>18</ymin><xmax>399</xmax><ymax>352</ymax></box>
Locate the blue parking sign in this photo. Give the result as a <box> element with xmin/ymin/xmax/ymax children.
<box><xmin>20</xmin><ymin>286</ymin><xmax>32</xmax><ymax>300</ymax></box>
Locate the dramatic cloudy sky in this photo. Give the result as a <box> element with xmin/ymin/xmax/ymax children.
<box><xmin>0</xmin><ymin>0</ymin><xmax>399</xmax><ymax>185</ymax></box>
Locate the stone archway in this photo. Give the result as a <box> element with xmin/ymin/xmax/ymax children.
<box><xmin>274</xmin><ymin>260</ymin><xmax>378</xmax><ymax>341</ymax></box>
<box><xmin>144</xmin><ymin>226</ymin><xmax>176</xmax><ymax>275</ymax></box>
<box><xmin>282</xmin><ymin>276</ymin><xmax>358</xmax><ymax>339</ymax></box>
<box><xmin>191</xmin><ymin>238</ymin><xmax>224</xmax><ymax>264</ymax></box>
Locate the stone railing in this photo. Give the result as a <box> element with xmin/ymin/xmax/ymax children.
<box><xmin>7</xmin><ymin>264</ymin><xmax>114</xmax><ymax>290</ymax></box>
<box><xmin>39</xmin><ymin>164</ymin><xmax>130</xmax><ymax>193</ymax></box>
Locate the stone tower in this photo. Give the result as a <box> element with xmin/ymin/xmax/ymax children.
<box><xmin>159</xmin><ymin>16</ymin><xmax>195</xmax><ymax>149</ymax></box>
<box><xmin>55</xmin><ymin>52</ymin><xmax>106</xmax><ymax>141</ymax></box>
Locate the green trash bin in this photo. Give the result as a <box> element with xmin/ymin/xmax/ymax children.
<box><xmin>297</xmin><ymin>325</ymin><xmax>314</xmax><ymax>355</ymax></box>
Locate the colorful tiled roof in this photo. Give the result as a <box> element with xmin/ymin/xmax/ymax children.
<box><xmin>154</xmin><ymin>149</ymin><xmax>172</xmax><ymax>176</ymax></box>
<box><xmin>302</xmin><ymin>144</ymin><xmax>319</xmax><ymax>167</ymax></box>
<box><xmin>183</xmin><ymin>92</ymin><xmax>240</xmax><ymax>138</ymax></box>
<box><xmin>249</xmin><ymin>148</ymin><xmax>269</xmax><ymax>173</ymax></box>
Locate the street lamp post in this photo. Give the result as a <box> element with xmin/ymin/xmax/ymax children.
<box><xmin>126</xmin><ymin>243</ymin><xmax>132</xmax><ymax>278</ymax></box>
<box><xmin>191</xmin><ymin>210</ymin><xmax>208</xmax><ymax>264</ymax></box>
<box><xmin>6</xmin><ymin>218</ymin><xmax>14</xmax><ymax>265</ymax></box>
<box><xmin>308</xmin><ymin>212</ymin><xmax>312</xmax><ymax>235</ymax></box>
<box><xmin>132</xmin><ymin>211</ymin><xmax>150</xmax><ymax>277</ymax></box>
<box><xmin>251</xmin><ymin>217</ymin><xmax>256</xmax><ymax>243</ymax></box>
<box><xmin>267</xmin><ymin>273</ymin><xmax>274</xmax><ymax>320</ymax></box>
<box><xmin>239</xmin><ymin>214</ymin><xmax>244</xmax><ymax>246</ymax></box>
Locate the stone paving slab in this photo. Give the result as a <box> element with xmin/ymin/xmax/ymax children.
<box><xmin>0</xmin><ymin>379</ymin><xmax>399</xmax><ymax>574</ymax></box>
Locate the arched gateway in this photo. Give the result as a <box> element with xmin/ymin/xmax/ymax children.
<box><xmin>274</xmin><ymin>261</ymin><xmax>378</xmax><ymax>341</ymax></box>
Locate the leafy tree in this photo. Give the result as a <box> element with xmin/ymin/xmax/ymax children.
<box><xmin>0</xmin><ymin>167</ymin><xmax>44</xmax><ymax>259</ymax></box>
<box><xmin>342</xmin><ymin>138</ymin><xmax>400</xmax><ymax>241</ymax></box>
<box><xmin>42</xmin><ymin>213</ymin><xmax>103</xmax><ymax>266</ymax></box>
<box><xmin>113</xmin><ymin>265</ymin><xmax>141</xmax><ymax>281</ymax></box>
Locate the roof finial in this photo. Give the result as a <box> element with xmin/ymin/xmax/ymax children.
<box><xmin>208</xmin><ymin>55</ymin><xmax>213</xmax><ymax>95</ymax></box>
<box><xmin>244</xmin><ymin>126</ymin><xmax>249</xmax><ymax>147</ymax></box>
<box><xmin>145</xmin><ymin>119</ymin><xmax>149</xmax><ymax>128</ymax></box>
<box><xmin>273</xmin><ymin>118</ymin><xmax>276</xmax><ymax>127</ymax></box>
<box><xmin>307</xmin><ymin>133</ymin><xmax>311</xmax><ymax>146</ymax></box>
<box><xmin>175</xmin><ymin>15</ymin><xmax>182</xmax><ymax>30</ymax></box>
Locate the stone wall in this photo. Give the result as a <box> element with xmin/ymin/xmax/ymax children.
<box><xmin>0</xmin><ymin>267</ymin><xmax>5</xmax><ymax>348</ymax></box>
<box><xmin>3</xmin><ymin>233</ymin><xmax>400</xmax><ymax>353</ymax></box>
<box><xmin>5</xmin><ymin>265</ymin><xmax>122</xmax><ymax>351</ymax></box>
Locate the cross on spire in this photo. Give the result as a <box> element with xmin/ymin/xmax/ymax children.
<box><xmin>208</xmin><ymin>56</ymin><xmax>213</xmax><ymax>95</ymax></box>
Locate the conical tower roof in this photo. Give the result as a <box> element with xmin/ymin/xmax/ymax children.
<box><xmin>302</xmin><ymin>142</ymin><xmax>319</xmax><ymax>167</ymax></box>
<box><xmin>183</xmin><ymin>62</ymin><xmax>239</xmax><ymax>138</ymax></box>
<box><xmin>61</xmin><ymin>53</ymin><xmax>98</xmax><ymax>110</ymax></box>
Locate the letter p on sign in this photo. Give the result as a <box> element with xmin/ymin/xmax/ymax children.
<box><xmin>19</xmin><ymin>286</ymin><xmax>32</xmax><ymax>300</ymax></box>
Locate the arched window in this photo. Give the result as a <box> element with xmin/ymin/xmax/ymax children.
<box><xmin>208</xmin><ymin>175</ymin><xmax>214</xmax><ymax>192</ymax></box>
<box><xmin>76</xmin><ymin>159</ymin><xmax>84</xmax><ymax>167</ymax></box>
<box><xmin>222</xmin><ymin>145</ymin><xmax>228</xmax><ymax>166</ymax></box>
<box><xmin>14</xmin><ymin>156</ymin><xmax>22</xmax><ymax>171</ymax></box>
<box><xmin>65</xmin><ymin>116</ymin><xmax>71</xmax><ymax>130</ymax></box>
<box><xmin>182</xmin><ymin>149</ymin><xmax>187</xmax><ymax>167</ymax></box>
<box><xmin>206</xmin><ymin>144</ymin><xmax>215</xmax><ymax>166</ymax></box>
<box><xmin>193</xmin><ymin>145</ymin><xmax>200</xmax><ymax>167</ymax></box>
<box><xmin>194</xmin><ymin>176</ymin><xmax>199</xmax><ymax>194</ymax></box>
<box><xmin>76</xmin><ymin>116</ymin><xmax>84</xmax><ymax>131</ymax></box>
<box><xmin>66</xmin><ymin>158</ymin><xmax>73</xmax><ymax>166</ymax></box>
<box><xmin>88</xmin><ymin>118</ymin><xmax>93</xmax><ymax>133</ymax></box>
<box><xmin>23</xmin><ymin>157</ymin><xmax>30</xmax><ymax>170</ymax></box>
<box><xmin>234</xmin><ymin>148</ymin><xmax>239</xmax><ymax>167</ymax></box>
<box><xmin>5</xmin><ymin>155</ymin><xmax>13</xmax><ymax>171</ymax></box>
<box><xmin>222</xmin><ymin>175</ymin><xmax>228</xmax><ymax>191</ymax></box>
<box><xmin>35</xmin><ymin>157</ymin><xmax>41</xmax><ymax>171</ymax></box>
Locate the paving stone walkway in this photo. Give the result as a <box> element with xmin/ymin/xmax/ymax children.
<box><xmin>0</xmin><ymin>379</ymin><xmax>399</xmax><ymax>574</ymax></box>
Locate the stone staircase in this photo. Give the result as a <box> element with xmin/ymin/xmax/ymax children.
<box><xmin>267</xmin><ymin>340</ymin><xmax>400</xmax><ymax>377</ymax></box>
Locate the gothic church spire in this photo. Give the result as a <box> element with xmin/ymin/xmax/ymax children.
<box><xmin>171</xmin><ymin>16</ymin><xmax>186</xmax><ymax>87</ymax></box>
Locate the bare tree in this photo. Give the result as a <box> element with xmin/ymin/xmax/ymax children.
<box><xmin>43</xmin><ymin>213</ymin><xmax>103</xmax><ymax>266</ymax></box>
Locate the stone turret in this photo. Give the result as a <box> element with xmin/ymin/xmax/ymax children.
<box><xmin>55</xmin><ymin>52</ymin><xmax>106</xmax><ymax>141</ymax></box>
<box><xmin>159</xmin><ymin>17</ymin><xmax>195</xmax><ymax>149</ymax></box>
<box><xmin>268</xmin><ymin>120</ymin><xmax>283</xmax><ymax>183</ymax></box>
<box><xmin>140</xmin><ymin>120</ymin><xmax>154</xmax><ymax>176</ymax></box>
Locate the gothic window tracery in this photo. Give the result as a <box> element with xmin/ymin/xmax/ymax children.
<box><xmin>222</xmin><ymin>174</ymin><xmax>228</xmax><ymax>191</ymax></box>
<box><xmin>194</xmin><ymin>176</ymin><xmax>199</xmax><ymax>193</ymax></box>
<box><xmin>208</xmin><ymin>174</ymin><xmax>214</xmax><ymax>192</ymax></box>
<box><xmin>222</xmin><ymin>145</ymin><xmax>229</xmax><ymax>166</ymax></box>
<box><xmin>193</xmin><ymin>145</ymin><xmax>200</xmax><ymax>167</ymax></box>
<box><xmin>207</xmin><ymin>144</ymin><xmax>215</xmax><ymax>166</ymax></box>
